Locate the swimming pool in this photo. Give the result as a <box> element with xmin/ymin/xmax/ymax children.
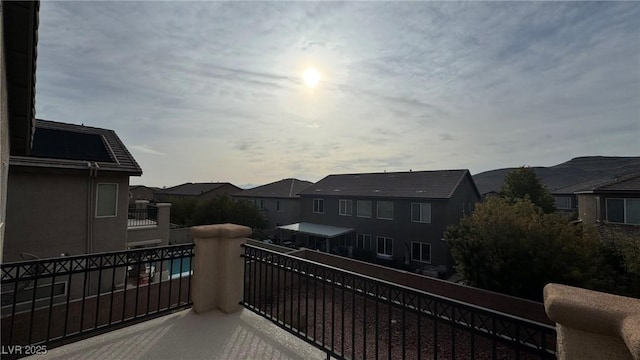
<box><xmin>169</xmin><ymin>256</ymin><xmax>192</xmax><ymax>279</ymax></box>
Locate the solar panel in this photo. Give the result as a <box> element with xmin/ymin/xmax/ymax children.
<box><xmin>31</xmin><ymin>128</ymin><xmax>114</xmax><ymax>162</ymax></box>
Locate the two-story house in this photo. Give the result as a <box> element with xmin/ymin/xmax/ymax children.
<box><xmin>282</xmin><ymin>169</ymin><xmax>480</xmax><ymax>276</ymax></box>
<box><xmin>575</xmin><ymin>173</ymin><xmax>640</xmax><ymax>228</ymax></box>
<box><xmin>230</xmin><ymin>178</ymin><xmax>312</xmax><ymax>230</ymax></box>
<box><xmin>3</xmin><ymin>119</ymin><xmax>144</xmax><ymax>261</ymax></box>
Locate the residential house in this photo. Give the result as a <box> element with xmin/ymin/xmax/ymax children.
<box><xmin>156</xmin><ymin>182</ymin><xmax>241</xmax><ymax>202</ymax></box>
<box><xmin>231</xmin><ymin>178</ymin><xmax>313</xmax><ymax>229</ymax></box>
<box><xmin>575</xmin><ymin>173</ymin><xmax>640</xmax><ymax>229</ymax></box>
<box><xmin>128</xmin><ymin>185</ymin><xmax>158</xmax><ymax>205</ymax></box>
<box><xmin>3</xmin><ymin>119</ymin><xmax>144</xmax><ymax>261</ymax></box>
<box><xmin>285</xmin><ymin>169</ymin><xmax>480</xmax><ymax>276</ymax></box>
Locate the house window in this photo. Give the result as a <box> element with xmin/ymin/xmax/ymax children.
<box><xmin>606</xmin><ymin>198</ymin><xmax>640</xmax><ymax>225</ymax></box>
<box><xmin>376</xmin><ymin>236</ymin><xmax>393</xmax><ymax>257</ymax></box>
<box><xmin>258</xmin><ymin>199</ymin><xmax>266</xmax><ymax>210</ymax></box>
<box><xmin>313</xmin><ymin>199</ymin><xmax>324</xmax><ymax>213</ymax></box>
<box><xmin>555</xmin><ymin>197</ymin><xmax>572</xmax><ymax>210</ymax></box>
<box><xmin>276</xmin><ymin>200</ymin><xmax>281</xmax><ymax>211</ymax></box>
<box><xmin>411</xmin><ymin>242</ymin><xmax>431</xmax><ymax>263</ymax></box>
<box><xmin>377</xmin><ymin>201</ymin><xmax>393</xmax><ymax>220</ymax></box>
<box><xmin>411</xmin><ymin>203</ymin><xmax>431</xmax><ymax>223</ymax></box>
<box><xmin>356</xmin><ymin>234</ymin><xmax>372</xmax><ymax>250</ymax></box>
<box><xmin>357</xmin><ymin>200</ymin><xmax>372</xmax><ymax>218</ymax></box>
<box><xmin>96</xmin><ymin>183</ymin><xmax>118</xmax><ymax>217</ymax></box>
<box><xmin>339</xmin><ymin>199</ymin><xmax>352</xmax><ymax>216</ymax></box>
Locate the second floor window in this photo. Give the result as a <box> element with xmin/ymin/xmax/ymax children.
<box><xmin>357</xmin><ymin>200</ymin><xmax>372</xmax><ymax>218</ymax></box>
<box><xmin>258</xmin><ymin>199</ymin><xmax>266</xmax><ymax>210</ymax></box>
<box><xmin>313</xmin><ymin>198</ymin><xmax>324</xmax><ymax>213</ymax></box>
<box><xmin>376</xmin><ymin>236</ymin><xmax>393</xmax><ymax>257</ymax></box>
<box><xmin>377</xmin><ymin>201</ymin><xmax>393</xmax><ymax>220</ymax></box>
<box><xmin>276</xmin><ymin>200</ymin><xmax>281</xmax><ymax>211</ymax></box>
<box><xmin>554</xmin><ymin>197</ymin><xmax>571</xmax><ymax>210</ymax></box>
<box><xmin>411</xmin><ymin>203</ymin><xmax>431</xmax><ymax>223</ymax></box>
<box><xmin>606</xmin><ymin>198</ymin><xmax>640</xmax><ymax>225</ymax></box>
<box><xmin>339</xmin><ymin>199</ymin><xmax>352</xmax><ymax>216</ymax></box>
<box><xmin>96</xmin><ymin>183</ymin><xmax>118</xmax><ymax>217</ymax></box>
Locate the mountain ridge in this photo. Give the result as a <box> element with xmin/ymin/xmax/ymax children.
<box><xmin>472</xmin><ymin>156</ymin><xmax>640</xmax><ymax>195</ymax></box>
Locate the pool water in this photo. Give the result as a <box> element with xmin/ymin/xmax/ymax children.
<box><xmin>170</xmin><ymin>257</ymin><xmax>192</xmax><ymax>277</ymax></box>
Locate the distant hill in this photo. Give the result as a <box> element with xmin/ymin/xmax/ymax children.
<box><xmin>473</xmin><ymin>156</ymin><xmax>640</xmax><ymax>195</ymax></box>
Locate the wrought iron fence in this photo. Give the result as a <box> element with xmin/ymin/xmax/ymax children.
<box><xmin>127</xmin><ymin>205</ymin><xmax>158</xmax><ymax>227</ymax></box>
<box><xmin>1</xmin><ymin>244</ymin><xmax>194</xmax><ymax>351</ymax></box>
<box><xmin>241</xmin><ymin>244</ymin><xmax>556</xmax><ymax>360</ymax></box>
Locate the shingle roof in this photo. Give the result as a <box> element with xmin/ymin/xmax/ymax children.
<box><xmin>299</xmin><ymin>170</ymin><xmax>478</xmax><ymax>199</ymax></box>
<box><xmin>233</xmin><ymin>178</ymin><xmax>313</xmax><ymax>199</ymax></box>
<box><xmin>10</xmin><ymin>119</ymin><xmax>142</xmax><ymax>175</ymax></box>
<box><xmin>592</xmin><ymin>173</ymin><xmax>640</xmax><ymax>192</ymax></box>
<box><xmin>159</xmin><ymin>182</ymin><xmax>240</xmax><ymax>196</ymax></box>
<box><xmin>551</xmin><ymin>177</ymin><xmax>613</xmax><ymax>195</ymax></box>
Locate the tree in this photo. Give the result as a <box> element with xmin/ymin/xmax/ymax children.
<box><xmin>500</xmin><ymin>167</ymin><xmax>555</xmax><ymax>213</ymax></box>
<box><xmin>191</xmin><ymin>195</ymin><xmax>267</xmax><ymax>230</ymax></box>
<box><xmin>445</xmin><ymin>197</ymin><xmax>604</xmax><ymax>301</ymax></box>
<box><xmin>169</xmin><ymin>198</ymin><xmax>199</xmax><ymax>226</ymax></box>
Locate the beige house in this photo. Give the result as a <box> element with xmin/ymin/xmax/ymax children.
<box><xmin>3</xmin><ymin>119</ymin><xmax>145</xmax><ymax>261</ymax></box>
<box><xmin>156</xmin><ymin>182</ymin><xmax>241</xmax><ymax>202</ymax></box>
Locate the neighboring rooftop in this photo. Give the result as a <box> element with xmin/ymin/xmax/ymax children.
<box><xmin>158</xmin><ymin>182</ymin><xmax>241</xmax><ymax>196</ymax></box>
<box><xmin>232</xmin><ymin>178</ymin><xmax>313</xmax><ymax>199</ymax></box>
<box><xmin>300</xmin><ymin>169</ymin><xmax>479</xmax><ymax>199</ymax></box>
<box><xmin>575</xmin><ymin>172</ymin><xmax>640</xmax><ymax>194</ymax></box>
<box><xmin>10</xmin><ymin>119</ymin><xmax>142</xmax><ymax>175</ymax></box>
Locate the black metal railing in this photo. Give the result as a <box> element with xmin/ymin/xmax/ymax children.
<box><xmin>127</xmin><ymin>206</ymin><xmax>158</xmax><ymax>227</ymax></box>
<box><xmin>241</xmin><ymin>244</ymin><xmax>556</xmax><ymax>360</ymax></box>
<box><xmin>1</xmin><ymin>244</ymin><xmax>193</xmax><ymax>352</ymax></box>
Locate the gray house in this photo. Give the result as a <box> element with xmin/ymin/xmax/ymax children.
<box><xmin>231</xmin><ymin>178</ymin><xmax>313</xmax><ymax>230</ymax></box>
<box><xmin>3</xmin><ymin>119</ymin><xmax>143</xmax><ymax>261</ymax></box>
<box><xmin>156</xmin><ymin>182</ymin><xmax>241</xmax><ymax>202</ymax></box>
<box><xmin>575</xmin><ymin>173</ymin><xmax>640</xmax><ymax>227</ymax></box>
<box><xmin>284</xmin><ymin>169</ymin><xmax>481</xmax><ymax>276</ymax></box>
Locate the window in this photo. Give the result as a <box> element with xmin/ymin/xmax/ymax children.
<box><xmin>258</xmin><ymin>199</ymin><xmax>266</xmax><ymax>210</ymax></box>
<box><xmin>96</xmin><ymin>183</ymin><xmax>118</xmax><ymax>217</ymax></box>
<box><xmin>411</xmin><ymin>203</ymin><xmax>431</xmax><ymax>223</ymax></box>
<box><xmin>357</xmin><ymin>200</ymin><xmax>372</xmax><ymax>218</ymax></box>
<box><xmin>339</xmin><ymin>199</ymin><xmax>352</xmax><ymax>216</ymax></box>
<box><xmin>276</xmin><ymin>200</ymin><xmax>281</xmax><ymax>211</ymax></box>
<box><xmin>411</xmin><ymin>242</ymin><xmax>431</xmax><ymax>263</ymax></box>
<box><xmin>376</xmin><ymin>237</ymin><xmax>393</xmax><ymax>257</ymax></box>
<box><xmin>606</xmin><ymin>198</ymin><xmax>640</xmax><ymax>225</ymax></box>
<box><xmin>356</xmin><ymin>234</ymin><xmax>372</xmax><ymax>250</ymax></box>
<box><xmin>554</xmin><ymin>197</ymin><xmax>572</xmax><ymax>210</ymax></box>
<box><xmin>313</xmin><ymin>199</ymin><xmax>324</xmax><ymax>213</ymax></box>
<box><xmin>377</xmin><ymin>201</ymin><xmax>393</xmax><ymax>220</ymax></box>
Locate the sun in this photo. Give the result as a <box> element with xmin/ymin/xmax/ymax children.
<box><xmin>302</xmin><ymin>68</ymin><xmax>321</xmax><ymax>88</ymax></box>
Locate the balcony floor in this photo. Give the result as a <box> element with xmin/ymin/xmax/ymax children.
<box><xmin>31</xmin><ymin>309</ymin><xmax>326</xmax><ymax>360</ymax></box>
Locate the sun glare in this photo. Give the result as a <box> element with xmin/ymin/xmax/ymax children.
<box><xmin>302</xmin><ymin>68</ymin><xmax>321</xmax><ymax>88</ymax></box>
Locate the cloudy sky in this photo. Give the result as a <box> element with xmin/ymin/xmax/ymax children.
<box><xmin>35</xmin><ymin>1</ymin><xmax>639</xmax><ymax>188</ymax></box>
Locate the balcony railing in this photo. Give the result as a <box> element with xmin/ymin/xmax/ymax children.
<box><xmin>1</xmin><ymin>244</ymin><xmax>194</xmax><ymax>351</ymax></box>
<box><xmin>241</xmin><ymin>244</ymin><xmax>557</xmax><ymax>359</ymax></box>
<box><xmin>127</xmin><ymin>205</ymin><xmax>158</xmax><ymax>227</ymax></box>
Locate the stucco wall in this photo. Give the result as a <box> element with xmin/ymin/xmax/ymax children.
<box><xmin>3</xmin><ymin>167</ymin><xmax>129</xmax><ymax>261</ymax></box>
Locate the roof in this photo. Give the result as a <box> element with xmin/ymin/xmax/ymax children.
<box><xmin>277</xmin><ymin>222</ymin><xmax>354</xmax><ymax>238</ymax></box>
<box><xmin>232</xmin><ymin>178</ymin><xmax>313</xmax><ymax>199</ymax></box>
<box><xmin>299</xmin><ymin>170</ymin><xmax>480</xmax><ymax>199</ymax></box>
<box><xmin>159</xmin><ymin>182</ymin><xmax>240</xmax><ymax>196</ymax></box>
<box><xmin>3</xmin><ymin>1</ymin><xmax>39</xmax><ymax>156</ymax></box>
<box><xmin>10</xmin><ymin>119</ymin><xmax>143</xmax><ymax>175</ymax></box>
<box><xmin>579</xmin><ymin>173</ymin><xmax>640</xmax><ymax>194</ymax></box>
<box><xmin>551</xmin><ymin>177</ymin><xmax>614</xmax><ymax>195</ymax></box>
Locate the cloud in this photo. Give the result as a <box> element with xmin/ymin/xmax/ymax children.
<box><xmin>129</xmin><ymin>145</ymin><xmax>167</xmax><ymax>156</ymax></box>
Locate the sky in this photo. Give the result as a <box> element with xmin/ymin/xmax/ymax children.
<box><xmin>35</xmin><ymin>1</ymin><xmax>640</xmax><ymax>188</ymax></box>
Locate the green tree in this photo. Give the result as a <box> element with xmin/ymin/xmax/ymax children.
<box><xmin>445</xmin><ymin>197</ymin><xmax>604</xmax><ymax>301</ymax></box>
<box><xmin>191</xmin><ymin>195</ymin><xmax>267</xmax><ymax>230</ymax></box>
<box><xmin>500</xmin><ymin>167</ymin><xmax>555</xmax><ymax>213</ymax></box>
<box><xmin>169</xmin><ymin>198</ymin><xmax>199</xmax><ymax>226</ymax></box>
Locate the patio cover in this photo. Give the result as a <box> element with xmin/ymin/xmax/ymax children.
<box><xmin>277</xmin><ymin>222</ymin><xmax>354</xmax><ymax>238</ymax></box>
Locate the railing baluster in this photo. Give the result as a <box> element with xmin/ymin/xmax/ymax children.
<box><xmin>28</xmin><ymin>276</ymin><xmax>39</xmax><ymax>344</ymax></box>
<box><xmin>79</xmin><ymin>259</ymin><xmax>89</xmax><ymax>334</ymax></box>
<box><xmin>108</xmin><ymin>261</ymin><xmax>116</xmax><ymax>325</ymax></box>
<box><xmin>94</xmin><ymin>257</ymin><xmax>104</xmax><ymax>329</ymax></box>
<box><xmin>177</xmin><ymin>255</ymin><xmax>184</xmax><ymax>307</ymax></box>
<box><xmin>157</xmin><ymin>255</ymin><xmax>164</xmax><ymax>313</ymax></box>
<box><xmin>46</xmin><ymin>272</ymin><xmax>56</xmax><ymax>342</ymax></box>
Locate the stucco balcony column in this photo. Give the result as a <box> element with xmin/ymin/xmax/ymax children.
<box><xmin>134</xmin><ymin>199</ymin><xmax>149</xmax><ymax>219</ymax></box>
<box><xmin>544</xmin><ymin>283</ymin><xmax>640</xmax><ymax>360</ymax></box>
<box><xmin>190</xmin><ymin>223</ymin><xmax>252</xmax><ymax>314</ymax></box>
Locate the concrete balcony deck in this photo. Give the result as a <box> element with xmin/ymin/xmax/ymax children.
<box><xmin>32</xmin><ymin>308</ymin><xmax>325</xmax><ymax>360</ymax></box>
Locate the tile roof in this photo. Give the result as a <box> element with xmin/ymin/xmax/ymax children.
<box><xmin>10</xmin><ymin>119</ymin><xmax>142</xmax><ymax>175</ymax></box>
<box><xmin>232</xmin><ymin>178</ymin><xmax>313</xmax><ymax>199</ymax></box>
<box><xmin>299</xmin><ymin>170</ymin><xmax>478</xmax><ymax>199</ymax></box>
<box><xmin>159</xmin><ymin>182</ymin><xmax>240</xmax><ymax>196</ymax></box>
